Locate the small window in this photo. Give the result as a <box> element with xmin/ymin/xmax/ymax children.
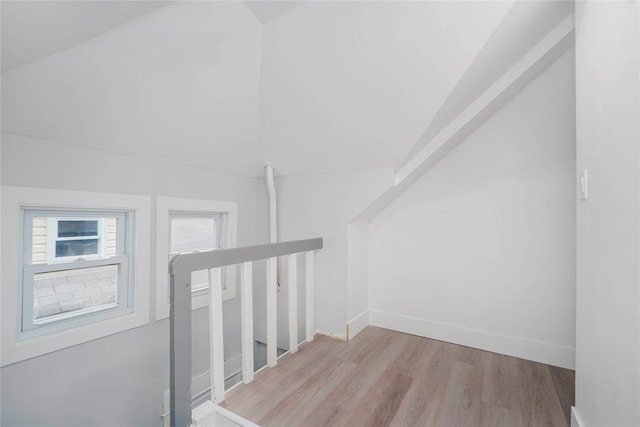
<box><xmin>155</xmin><ymin>197</ymin><xmax>238</xmax><ymax>320</ymax></box>
<box><xmin>1</xmin><ymin>186</ymin><xmax>151</xmax><ymax>366</ymax></box>
<box><xmin>22</xmin><ymin>210</ymin><xmax>131</xmax><ymax>337</ymax></box>
<box><xmin>170</xmin><ymin>213</ymin><xmax>223</xmax><ymax>294</ymax></box>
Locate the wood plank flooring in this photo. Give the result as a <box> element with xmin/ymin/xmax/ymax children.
<box><xmin>222</xmin><ymin>326</ymin><xmax>574</xmax><ymax>427</ymax></box>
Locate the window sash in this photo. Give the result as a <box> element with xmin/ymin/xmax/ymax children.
<box><xmin>169</xmin><ymin>212</ymin><xmax>226</xmax><ymax>296</ymax></box>
<box><xmin>21</xmin><ymin>256</ymin><xmax>131</xmax><ymax>339</ymax></box>
<box><xmin>20</xmin><ymin>209</ymin><xmax>132</xmax><ymax>340</ymax></box>
<box><xmin>155</xmin><ymin>197</ymin><xmax>237</xmax><ymax>321</ymax></box>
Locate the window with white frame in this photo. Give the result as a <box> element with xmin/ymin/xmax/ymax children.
<box><xmin>22</xmin><ymin>210</ymin><xmax>130</xmax><ymax>334</ymax></box>
<box><xmin>170</xmin><ymin>213</ymin><xmax>224</xmax><ymax>294</ymax></box>
<box><xmin>156</xmin><ymin>197</ymin><xmax>237</xmax><ymax>320</ymax></box>
<box><xmin>1</xmin><ymin>186</ymin><xmax>151</xmax><ymax>366</ymax></box>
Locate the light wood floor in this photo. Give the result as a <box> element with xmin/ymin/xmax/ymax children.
<box><xmin>222</xmin><ymin>326</ymin><xmax>574</xmax><ymax>427</ymax></box>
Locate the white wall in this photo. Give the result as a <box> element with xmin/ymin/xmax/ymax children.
<box><xmin>0</xmin><ymin>2</ymin><xmax>264</xmax><ymax>424</ymax></box>
<box><xmin>347</xmin><ymin>221</ymin><xmax>369</xmax><ymax>337</ymax></box>
<box><xmin>369</xmin><ymin>48</ymin><xmax>576</xmax><ymax>369</ymax></box>
<box><xmin>270</xmin><ymin>169</ymin><xmax>392</xmax><ymax>338</ymax></box>
<box><xmin>1</xmin><ymin>1</ymin><xmax>263</xmax><ymax>176</ymax></box>
<box><xmin>0</xmin><ymin>133</ymin><xmax>259</xmax><ymax>425</ymax></box>
<box><xmin>574</xmin><ymin>2</ymin><xmax>640</xmax><ymax>426</ymax></box>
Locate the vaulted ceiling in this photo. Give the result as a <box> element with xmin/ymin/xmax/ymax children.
<box><xmin>1</xmin><ymin>1</ymin><xmax>171</xmax><ymax>72</ymax></box>
<box><xmin>1</xmin><ymin>1</ymin><xmax>573</xmax><ymax>177</ymax></box>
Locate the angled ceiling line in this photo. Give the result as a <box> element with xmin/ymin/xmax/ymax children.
<box><xmin>399</xmin><ymin>1</ymin><xmax>574</xmax><ymax>171</ymax></box>
<box><xmin>1</xmin><ymin>1</ymin><xmax>173</xmax><ymax>73</ymax></box>
<box><xmin>352</xmin><ymin>14</ymin><xmax>575</xmax><ymax>223</ymax></box>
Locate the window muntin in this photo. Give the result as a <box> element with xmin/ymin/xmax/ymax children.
<box><xmin>46</xmin><ymin>217</ymin><xmax>106</xmax><ymax>263</ymax></box>
<box><xmin>21</xmin><ymin>210</ymin><xmax>131</xmax><ymax>338</ymax></box>
<box><xmin>55</xmin><ymin>219</ymin><xmax>100</xmax><ymax>255</ymax></box>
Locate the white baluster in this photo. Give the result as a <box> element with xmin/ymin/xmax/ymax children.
<box><xmin>266</xmin><ymin>257</ymin><xmax>278</xmax><ymax>367</ymax></box>
<box><xmin>241</xmin><ymin>262</ymin><xmax>254</xmax><ymax>384</ymax></box>
<box><xmin>305</xmin><ymin>251</ymin><xmax>314</xmax><ymax>342</ymax></box>
<box><xmin>209</xmin><ymin>267</ymin><xmax>225</xmax><ymax>403</ymax></box>
<box><xmin>288</xmin><ymin>253</ymin><xmax>298</xmax><ymax>353</ymax></box>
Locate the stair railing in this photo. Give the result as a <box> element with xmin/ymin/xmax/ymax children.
<box><xmin>169</xmin><ymin>238</ymin><xmax>323</xmax><ymax>427</ymax></box>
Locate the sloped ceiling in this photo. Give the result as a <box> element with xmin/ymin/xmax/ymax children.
<box><xmin>258</xmin><ymin>0</ymin><xmax>574</xmax><ymax>176</ymax></box>
<box><xmin>1</xmin><ymin>1</ymin><xmax>264</xmax><ymax>176</ymax></box>
<box><xmin>258</xmin><ymin>1</ymin><xmax>514</xmax><ymax>175</ymax></box>
<box><xmin>243</xmin><ymin>1</ymin><xmax>304</xmax><ymax>24</ymax></box>
<box><xmin>1</xmin><ymin>1</ymin><xmax>573</xmax><ymax>177</ymax></box>
<box><xmin>1</xmin><ymin>1</ymin><xmax>171</xmax><ymax>72</ymax></box>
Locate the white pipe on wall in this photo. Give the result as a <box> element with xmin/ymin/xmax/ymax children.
<box><xmin>265</xmin><ymin>165</ymin><xmax>277</xmax><ymax>244</ymax></box>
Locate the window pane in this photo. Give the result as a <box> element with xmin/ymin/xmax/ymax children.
<box><xmin>56</xmin><ymin>239</ymin><xmax>99</xmax><ymax>257</ymax></box>
<box><xmin>170</xmin><ymin>217</ymin><xmax>218</xmax><ymax>253</ymax></box>
<box><xmin>58</xmin><ymin>220</ymin><xmax>99</xmax><ymax>238</ymax></box>
<box><xmin>32</xmin><ymin>265</ymin><xmax>119</xmax><ymax>324</ymax></box>
<box><xmin>191</xmin><ymin>269</ymin><xmax>209</xmax><ymax>292</ymax></box>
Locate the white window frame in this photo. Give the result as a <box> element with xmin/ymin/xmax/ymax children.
<box><xmin>46</xmin><ymin>217</ymin><xmax>106</xmax><ymax>263</ymax></box>
<box><xmin>169</xmin><ymin>212</ymin><xmax>224</xmax><ymax>295</ymax></box>
<box><xmin>156</xmin><ymin>197</ymin><xmax>237</xmax><ymax>321</ymax></box>
<box><xmin>22</xmin><ymin>210</ymin><xmax>129</xmax><ymax>337</ymax></box>
<box><xmin>1</xmin><ymin>186</ymin><xmax>151</xmax><ymax>366</ymax></box>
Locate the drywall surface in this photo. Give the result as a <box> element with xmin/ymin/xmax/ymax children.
<box><xmin>369</xmin><ymin>49</ymin><xmax>576</xmax><ymax>368</ymax></box>
<box><xmin>0</xmin><ymin>133</ymin><xmax>258</xmax><ymax>425</ymax></box>
<box><xmin>574</xmin><ymin>2</ymin><xmax>640</xmax><ymax>425</ymax></box>
<box><xmin>270</xmin><ymin>169</ymin><xmax>393</xmax><ymax>338</ymax></box>
<box><xmin>258</xmin><ymin>1</ymin><xmax>512</xmax><ymax>175</ymax></box>
<box><xmin>1</xmin><ymin>1</ymin><xmax>263</xmax><ymax>176</ymax></box>
<box><xmin>1</xmin><ymin>2</ymin><xmax>263</xmax><ymax>420</ymax></box>
<box><xmin>347</xmin><ymin>222</ymin><xmax>369</xmax><ymax>331</ymax></box>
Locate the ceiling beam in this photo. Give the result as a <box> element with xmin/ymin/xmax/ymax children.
<box><xmin>352</xmin><ymin>14</ymin><xmax>574</xmax><ymax>223</ymax></box>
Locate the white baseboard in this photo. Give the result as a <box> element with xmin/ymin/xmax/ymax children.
<box><xmin>224</xmin><ymin>353</ymin><xmax>243</xmax><ymax>379</ymax></box>
<box><xmin>191</xmin><ymin>353</ymin><xmax>243</xmax><ymax>401</ymax></box>
<box><xmin>571</xmin><ymin>407</ymin><xmax>585</xmax><ymax>427</ymax></box>
<box><xmin>369</xmin><ymin>310</ymin><xmax>575</xmax><ymax>369</ymax></box>
<box><xmin>162</xmin><ymin>354</ymin><xmax>245</xmax><ymax>426</ymax></box>
<box><xmin>347</xmin><ymin>311</ymin><xmax>369</xmax><ymax>340</ymax></box>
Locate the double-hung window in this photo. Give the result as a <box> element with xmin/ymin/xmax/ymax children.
<box><xmin>1</xmin><ymin>186</ymin><xmax>151</xmax><ymax>366</ymax></box>
<box><xmin>22</xmin><ymin>210</ymin><xmax>131</xmax><ymax>335</ymax></box>
<box><xmin>156</xmin><ymin>197</ymin><xmax>237</xmax><ymax>320</ymax></box>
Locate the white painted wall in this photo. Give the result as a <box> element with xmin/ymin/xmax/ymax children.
<box><xmin>2</xmin><ymin>134</ymin><xmax>256</xmax><ymax>425</ymax></box>
<box><xmin>267</xmin><ymin>169</ymin><xmax>393</xmax><ymax>338</ymax></box>
<box><xmin>574</xmin><ymin>2</ymin><xmax>640</xmax><ymax>426</ymax></box>
<box><xmin>258</xmin><ymin>1</ymin><xmax>513</xmax><ymax>175</ymax></box>
<box><xmin>0</xmin><ymin>2</ymin><xmax>264</xmax><ymax>424</ymax></box>
<box><xmin>369</xmin><ymin>49</ymin><xmax>576</xmax><ymax>369</ymax></box>
<box><xmin>0</xmin><ymin>133</ymin><xmax>259</xmax><ymax>425</ymax></box>
<box><xmin>347</xmin><ymin>222</ymin><xmax>369</xmax><ymax>337</ymax></box>
<box><xmin>1</xmin><ymin>1</ymin><xmax>263</xmax><ymax>176</ymax></box>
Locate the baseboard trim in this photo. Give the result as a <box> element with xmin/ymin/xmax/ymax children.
<box><xmin>316</xmin><ymin>330</ymin><xmax>347</xmax><ymax>341</ymax></box>
<box><xmin>347</xmin><ymin>311</ymin><xmax>370</xmax><ymax>341</ymax></box>
<box><xmin>191</xmin><ymin>353</ymin><xmax>243</xmax><ymax>400</ymax></box>
<box><xmin>369</xmin><ymin>310</ymin><xmax>575</xmax><ymax>369</ymax></box>
<box><xmin>571</xmin><ymin>407</ymin><xmax>585</xmax><ymax>427</ymax></box>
